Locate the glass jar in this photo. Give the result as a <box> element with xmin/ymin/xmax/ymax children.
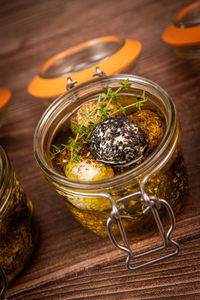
<box><xmin>0</xmin><ymin>146</ymin><xmax>39</xmax><ymax>282</ymax></box>
<box><xmin>34</xmin><ymin>74</ymin><xmax>188</xmax><ymax>242</ymax></box>
<box><xmin>162</xmin><ymin>1</ymin><xmax>200</xmax><ymax>59</ymax></box>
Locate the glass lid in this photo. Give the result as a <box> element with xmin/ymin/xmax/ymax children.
<box><xmin>28</xmin><ymin>36</ymin><xmax>142</xmax><ymax>99</ymax></box>
<box><xmin>39</xmin><ymin>37</ymin><xmax>125</xmax><ymax>79</ymax></box>
<box><xmin>173</xmin><ymin>2</ymin><xmax>200</xmax><ymax>28</ymax></box>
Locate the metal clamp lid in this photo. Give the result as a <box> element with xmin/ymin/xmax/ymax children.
<box><xmin>107</xmin><ymin>179</ymin><xmax>179</xmax><ymax>270</ymax></box>
<box><xmin>28</xmin><ymin>36</ymin><xmax>141</xmax><ymax>98</ymax></box>
<box><xmin>52</xmin><ymin>176</ymin><xmax>179</xmax><ymax>270</ymax></box>
<box><xmin>162</xmin><ymin>1</ymin><xmax>200</xmax><ymax>46</ymax></box>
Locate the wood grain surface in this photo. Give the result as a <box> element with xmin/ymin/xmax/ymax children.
<box><xmin>0</xmin><ymin>0</ymin><xmax>200</xmax><ymax>299</ymax></box>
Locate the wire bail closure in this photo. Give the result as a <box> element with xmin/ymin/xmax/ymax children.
<box><xmin>52</xmin><ymin>176</ymin><xmax>179</xmax><ymax>271</ymax></box>
<box><xmin>106</xmin><ymin>179</ymin><xmax>179</xmax><ymax>270</ymax></box>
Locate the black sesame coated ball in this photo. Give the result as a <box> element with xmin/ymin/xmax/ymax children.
<box><xmin>90</xmin><ymin>116</ymin><xmax>148</xmax><ymax>164</ymax></box>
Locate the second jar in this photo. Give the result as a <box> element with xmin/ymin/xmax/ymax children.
<box><xmin>0</xmin><ymin>146</ymin><xmax>38</xmax><ymax>282</ymax></box>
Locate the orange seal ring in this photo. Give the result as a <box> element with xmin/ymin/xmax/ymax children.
<box><xmin>0</xmin><ymin>88</ymin><xmax>11</xmax><ymax>110</ymax></box>
<box><xmin>162</xmin><ymin>1</ymin><xmax>200</xmax><ymax>47</ymax></box>
<box><xmin>28</xmin><ymin>36</ymin><xmax>142</xmax><ymax>99</ymax></box>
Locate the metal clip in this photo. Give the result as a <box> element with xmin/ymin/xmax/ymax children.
<box><xmin>0</xmin><ymin>264</ymin><xmax>7</xmax><ymax>300</ymax></box>
<box><xmin>66</xmin><ymin>77</ymin><xmax>77</xmax><ymax>90</ymax></box>
<box><xmin>106</xmin><ymin>186</ymin><xmax>179</xmax><ymax>270</ymax></box>
<box><xmin>66</xmin><ymin>66</ymin><xmax>105</xmax><ymax>91</ymax></box>
<box><xmin>92</xmin><ymin>66</ymin><xmax>106</xmax><ymax>78</ymax></box>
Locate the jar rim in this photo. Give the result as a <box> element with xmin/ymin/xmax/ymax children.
<box><xmin>34</xmin><ymin>74</ymin><xmax>177</xmax><ymax>192</ymax></box>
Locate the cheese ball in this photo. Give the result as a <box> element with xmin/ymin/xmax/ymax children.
<box><xmin>65</xmin><ymin>157</ymin><xmax>114</xmax><ymax>182</ymax></box>
<box><xmin>128</xmin><ymin>110</ymin><xmax>164</xmax><ymax>151</ymax></box>
<box><xmin>70</xmin><ymin>100</ymin><xmax>119</xmax><ymax>134</ymax></box>
<box><xmin>64</xmin><ymin>158</ymin><xmax>114</xmax><ymax>211</ymax></box>
<box><xmin>91</xmin><ymin>116</ymin><xmax>148</xmax><ymax>164</ymax></box>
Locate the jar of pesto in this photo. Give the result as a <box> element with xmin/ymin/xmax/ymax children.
<box><xmin>34</xmin><ymin>74</ymin><xmax>187</xmax><ymax>269</ymax></box>
<box><xmin>0</xmin><ymin>146</ymin><xmax>38</xmax><ymax>283</ymax></box>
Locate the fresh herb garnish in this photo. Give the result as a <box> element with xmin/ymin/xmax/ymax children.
<box><xmin>50</xmin><ymin>80</ymin><xmax>148</xmax><ymax>164</ymax></box>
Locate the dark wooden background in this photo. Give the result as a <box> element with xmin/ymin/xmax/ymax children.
<box><xmin>0</xmin><ymin>0</ymin><xmax>200</xmax><ymax>299</ymax></box>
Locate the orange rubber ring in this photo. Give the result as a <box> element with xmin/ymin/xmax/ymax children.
<box><xmin>162</xmin><ymin>1</ymin><xmax>200</xmax><ymax>47</ymax></box>
<box><xmin>0</xmin><ymin>88</ymin><xmax>11</xmax><ymax>110</ymax></box>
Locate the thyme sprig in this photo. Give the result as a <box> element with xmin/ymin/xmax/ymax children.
<box><xmin>50</xmin><ymin>80</ymin><xmax>148</xmax><ymax>164</ymax></box>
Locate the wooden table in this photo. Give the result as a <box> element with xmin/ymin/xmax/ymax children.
<box><xmin>0</xmin><ymin>0</ymin><xmax>200</xmax><ymax>299</ymax></box>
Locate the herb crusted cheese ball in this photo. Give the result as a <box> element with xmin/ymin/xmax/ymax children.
<box><xmin>70</xmin><ymin>100</ymin><xmax>119</xmax><ymax>135</ymax></box>
<box><xmin>128</xmin><ymin>110</ymin><xmax>164</xmax><ymax>151</ymax></box>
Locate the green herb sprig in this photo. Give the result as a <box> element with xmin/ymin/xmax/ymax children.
<box><xmin>50</xmin><ymin>80</ymin><xmax>148</xmax><ymax>164</ymax></box>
